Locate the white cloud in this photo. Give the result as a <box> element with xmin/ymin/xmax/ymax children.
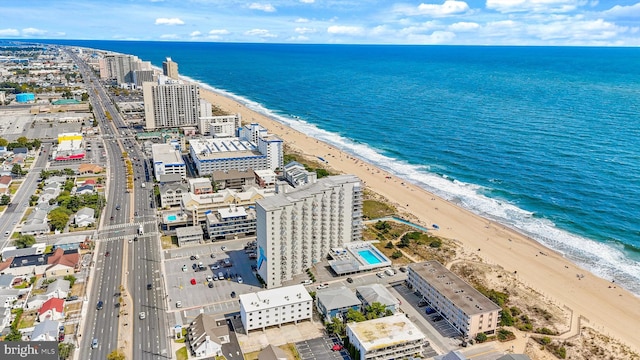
<box><xmin>295</xmin><ymin>27</ymin><xmax>316</xmax><ymax>34</ymax></box>
<box><xmin>249</xmin><ymin>3</ymin><xmax>276</xmax><ymax>12</ymax></box>
<box><xmin>408</xmin><ymin>30</ymin><xmax>457</xmax><ymax>44</ymax></box>
<box><xmin>155</xmin><ymin>18</ymin><xmax>185</xmax><ymax>26</ymax></box>
<box><xmin>288</xmin><ymin>35</ymin><xmax>310</xmax><ymax>41</ymax></box>
<box><xmin>159</xmin><ymin>34</ymin><xmax>179</xmax><ymax>39</ymax></box>
<box><xmin>300</xmin><ymin>0</ymin><xmax>315</xmax><ymax>3</ymax></box>
<box><xmin>486</xmin><ymin>0</ymin><xmax>587</xmax><ymax>14</ymax></box>
<box><xmin>22</xmin><ymin>27</ymin><xmax>47</xmax><ymax>36</ymax></box>
<box><xmin>327</xmin><ymin>25</ymin><xmax>365</xmax><ymax>36</ymax></box>
<box><xmin>295</xmin><ymin>18</ymin><xmax>310</xmax><ymax>23</ymax></box>
<box><xmin>528</xmin><ymin>18</ymin><xmax>626</xmax><ymax>41</ymax></box>
<box><xmin>245</xmin><ymin>29</ymin><xmax>277</xmax><ymax>37</ymax></box>
<box><xmin>603</xmin><ymin>2</ymin><xmax>640</xmax><ymax>18</ymax></box>
<box><xmin>209</xmin><ymin>29</ymin><xmax>230</xmax><ymax>35</ymax></box>
<box><xmin>407</xmin><ymin>1</ymin><xmax>471</xmax><ymax>17</ymax></box>
<box><xmin>0</xmin><ymin>29</ymin><xmax>20</xmax><ymax>37</ymax></box>
<box><xmin>448</xmin><ymin>21</ymin><xmax>480</xmax><ymax>31</ymax></box>
<box><xmin>189</xmin><ymin>31</ymin><xmax>202</xmax><ymax>37</ymax></box>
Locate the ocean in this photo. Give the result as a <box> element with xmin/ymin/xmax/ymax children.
<box><xmin>37</xmin><ymin>40</ymin><xmax>640</xmax><ymax>295</ymax></box>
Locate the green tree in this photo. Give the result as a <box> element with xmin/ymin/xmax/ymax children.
<box><xmin>0</xmin><ymin>194</ymin><xmax>10</xmax><ymax>206</ymax></box>
<box><xmin>11</xmin><ymin>163</ymin><xmax>24</xmax><ymax>176</ymax></box>
<box><xmin>0</xmin><ymin>138</ymin><xmax>7</xmax><ymax>147</ymax></box>
<box><xmin>48</xmin><ymin>208</ymin><xmax>71</xmax><ymax>231</ymax></box>
<box><xmin>107</xmin><ymin>350</ymin><xmax>125</xmax><ymax>360</ymax></box>
<box><xmin>475</xmin><ymin>333</ymin><xmax>488</xmax><ymax>343</ymax></box>
<box><xmin>81</xmin><ymin>93</ymin><xmax>89</xmax><ymax>101</ymax></box>
<box><xmin>385</xmin><ymin>241</ymin><xmax>394</xmax><ymax>249</ymax></box>
<box><xmin>326</xmin><ymin>316</ymin><xmax>345</xmax><ymax>336</ymax></box>
<box><xmin>345</xmin><ymin>308</ymin><xmax>366</xmax><ymax>322</ymax></box>
<box><xmin>4</xmin><ymin>328</ymin><xmax>22</xmax><ymax>341</ymax></box>
<box><xmin>64</xmin><ymin>275</ymin><xmax>77</xmax><ymax>287</ymax></box>
<box><xmin>365</xmin><ymin>302</ymin><xmax>387</xmax><ymax>320</ymax></box>
<box><xmin>15</xmin><ymin>234</ymin><xmax>36</xmax><ymax>249</ymax></box>
<box><xmin>16</xmin><ymin>136</ymin><xmax>28</xmax><ymax>146</ymax></box>
<box><xmin>58</xmin><ymin>343</ymin><xmax>75</xmax><ymax>359</ymax></box>
<box><xmin>391</xmin><ymin>251</ymin><xmax>403</xmax><ymax>259</ymax></box>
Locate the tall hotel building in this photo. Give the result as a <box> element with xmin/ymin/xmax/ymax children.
<box><xmin>143</xmin><ymin>78</ymin><xmax>200</xmax><ymax>130</ymax></box>
<box><xmin>256</xmin><ymin>175</ymin><xmax>363</xmax><ymax>288</ymax></box>
<box><xmin>162</xmin><ymin>57</ymin><xmax>179</xmax><ymax>79</ymax></box>
<box><xmin>99</xmin><ymin>54</ymin><xmax>141</xmax><ymax>84</ymax></box>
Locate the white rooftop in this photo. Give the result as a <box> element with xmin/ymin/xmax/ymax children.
<box><xmin>240</xmin><ymin>284</ymin><xmax>311</xmax><ymax>313</ymax></box>
<box><xmin>152</xmin><ymin>144</ymin><xmax>184</xmax><ymax>165</ymax></box>
<box><xmin>217</xmin><ymin>206</ymin><xmax>248</xmax><ymax>219</ymax></box>
<box><xmin>190</xmin><ymin>137</ymin><xmax>259</xmax><ymax>160</ymax></box>
<box><xmin>348</xmin><ymin>313</ymin><xmax>425</xmax><ymax>351</ymax></box>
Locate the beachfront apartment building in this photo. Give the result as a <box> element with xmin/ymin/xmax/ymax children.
<box><xmin>181</xmin><ymin>186</ymin><xmax>275</xmax><ymax>225</ymax></box>
<box><xmin>199</xmin><ymin>114</ymin><xmax>242</xmax><ymax>137</ymax></box>
<box><xmin>239</xmin><ymin>284</ymin><xmax>312</xmax><ymax>332</ymax></box>
<box><xmin>162</xmin><ymin>57</ymin><xmax>179</xmax><ymax>79</ymax></box>
<box><xmin>99</xmin><ymin>54</ymin><xmax>143</xmax><ymax>84</ymax></box>
<box><xmin>212</xmin><ymin>169</ymin><xmax>256</xmax><ymax>190</ymax></box>
<box><xmin>143</xmin><ymin>78</ymin><xmax>200</xmax><ymax>130</ymax></box>
<box><xmin>205</xmin><ymin>205</ymin><xmax>257</xmax><ymax>240</ymax></box>
<box><xmin>256</xmin><ymin>174</ymin><xmax>363</xmax><ymax>288</ymax></box>
<box><xmin>240</xmin><ymin>123</ymin><xmax>284</xmax><ymax>171</ymax></box>
<box><xmin>189</xmin><ymin>136</ymin><xmax>283</xmax><ymax>176</ymax></box>
<box><xmin>407</xmin><ymin>261</ymin><xmax>501</xmax><ymax>338</ymax></box>
<box><xmin>346</xmin><ymin>313</ymin><xmax>427</xmax><ymax>360</ymax></box>
<box><xmin>151</xmin><ymin>144</ymin><xmax>186</xmax><ymax>181</ymax></box>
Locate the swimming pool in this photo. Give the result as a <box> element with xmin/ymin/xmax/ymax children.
<box><xmin>358</xmin><ymin>249</ymin><xmax>383</xmax><ymax>265</ymax></box>
<box><xmin>166</xmin><ymin>215</ymin><xmax>177</xmax><ymax>221</ymax></box>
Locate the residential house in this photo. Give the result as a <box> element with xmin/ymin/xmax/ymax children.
<box><xmin>45</xmin><ymin>279</ymin><xmax>70</xmax><ymax>299</ymax></box>
<box><xmin>0</xmin><ymin>274</ymin><xmax>15</xmax><ymax>289</ymax></box>
<box><xmin>176</xmin><ymin>226</ymin><xmax>204</xmax><ymax>247</ymax></box>
<box><xmin>45</xmin><ymin>248</ymin><xmax>80</xmax><ymax>277</ymax></box>
<box><xmin>186</xmin><ymin>314</ymin><xmax>229</xmax><ymax>358</ymax></box>
<box><xmin>20</xmin><ymin>208</ymin><xmax>50</xmax><ymax>235</ymax></box>
<box><xmin>52</xmin><ymin>235</ymin><xmax>87</xmax><ymax>251</ymax></box>
<box><xmin>75</xmin><ymin>184</ymin><xmax>94</xmax><ymax>195</ymax></box>
<box><xmin>38</xmin><ymin>298</ymin><xmax>64</xmax><ymax>322</ymax></box>
<box><xmin>356</xmin><ymin>284</ymin><xmax>400</xmax><ymax>314</ymax></box>
<box><xmin>434</xmin><ymin>350</ymin><xmax>467</xmax><ymax>360</ymax></box>
<box><xmin>31</xmin><ymin>320</ymin><xmax>61</xmax><ymax>341</ymax></box>
<box><xmin>27</xmin><ymin>295</ymin><xmax>51</xmax><ymax>310</ymax></box>
<box><xmin>74</xmin><ymin>207</ymin><xmax>95</xmax><ymax>227</ymax></box>
<box><xmin>0</xmin><ymin>175</ymin><xmax>12</xmax><ymax>193</ymax></box>
<box><xmin>315</xmin><ymin>286</ymin><xmax>362</xmax><ymax>322</ymax></box>
<box><xmin>0</xmin><ymin>305</ymin><xmax>11</xmax><ymax>329</ymax></box>
<box><xmin>258</xmin><ymin>344</ymin><xmax>288</xmax><ymax>360</ymax></box>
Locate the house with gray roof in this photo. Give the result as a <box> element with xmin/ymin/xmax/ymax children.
<box><xmin>53</xmin><ymin>235</ymin><xmax>87</xmax><ymax>251</ymax></box>
<box><xmin>21</xmin><ymin>209</ymin><xmax>50</xmax><ymax>235</ymax></box>
<box><xmin>315</xmin><ymin>286</ymin><xmax>362</xmax><ymax>322</ymax></box>
<box><xmin>0</xmin><ymin>274</ymin><xmax>15</xmax><ymax>289</ymax></box>
<box><xmin>45</xmin><ymin>279</ymin><xmax>70</xmax><ymax>299</ymax></box>
<box><xmin>258</xmin><ymin>344</ymin><xmax>288</xmax><ymax>360</ymax></box>
<box><xmin>159</xmin><ymin>182</ymin><xmax>188</xmax><ymax>208</ymax></box>
<box><xmin>434</xmin><ymin>350</ymin><xmax>467</xmax><ymax>360</ymax></box>
<box><xmin>1</xmin><ymin>244</ymin><xmax>45</xmax><ymax>260</ymax></box>
<box><xmin>44</xmin><ymin>176</ymin><xmax>67</xmax><ymax>185</ymax></box>
<box><xmin>356</xmin><ymin>283</ymin><xmax>400</xmax><ymax>314</ymax></box>
<box><xmin>26</xmin><ymin>294</ymin><xmax>51</xmax><ymax>310</ymax></box>
<box><xmin>30</xmin><ymin>319</ymin><xmax>61</xmax><ymax>341</ymax></box>
<box><xmin>0</xmin><ymin>305</ymin><xmax>11</xmax><ymax>329</ymax></box>
<box><xmin>497</xmin><ymin>355</ymin><xmax>532</xmax><ymax>360</ymax></box>
<box><xmin>186</xmin><ymin>313</ymin><xmax>229</xmax><ymax>358</ymax></box>
<box><xmin>75</xmin><ymin>184</ymin><xmax>94</xmax><ymax>194</ymax></box>
<box><xmin>74</xmin><ymin>207</ymin><xmax>95</xmax><ymax>227</ymax></box>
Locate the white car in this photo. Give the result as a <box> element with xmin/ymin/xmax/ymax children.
<box><xmin>182</xmin><ymin>265</ymin><xmax>188</xmax><ymax>272</ymax></box>
<box><xmin>139</xmin><ymin>312</ymin><xmax>146</xmax><ymax>320</ymax></box>
<box><xmin>317</xmin><ymin>283</ymin><xmax>329</xmax><ymax>290</ymax></box>
<box><xmin>237</xmin><ymin>277</ymin><xmax>243</xmax><ymax>284</ymax></box>
<box><xmin>211</xmin><ymin>264</ymin><xmax>220</xmax><ymax>270</ymax></box>
<box><xmin>206</xmin><ymin>275</ymin><xmax>213</xmax><ymax>282</ymax></box>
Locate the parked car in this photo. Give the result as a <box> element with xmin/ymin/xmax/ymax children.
<box><xmin>230</xmin><ymin>291</ymin><xmax>236</xmax><ymax>298</ymax></box>
<box><xmin>211</xmin><ymin>264</ymin><xmax>220</xmax><ymax>270</ymax></box>
<box><xmin>346</xmin><ymin>277</ymin><xmax>354</xmax><ymax>283</ymax></box>
<box><xmin>208</xmin><ymin>281</ymin><xmax>214</xmax><ymax>288</ymax></box>
<box><xmin>176</xmin><ymin>301</ymin><xmax>182</xmax><ymax>308</ymax></box>
<box><xmin>237</xmin><ymin>277</ymin><xmax>243</xmax><ymax>284</ymax></box>
<box><xmin>190</xmin><ymin>278</ymin><xmax>197</xmax><ymax>285</ymax></box>
<box><xmin>105</xmin><ymin>251</ymin><xmax>110</xmax><ymax>257</ymax></box>
<box><xmin>182</xmin><ymin>265</ymin><xmax>188</xmax><ymax>272</ymax></box>
<box><xmin>301</xmin><ymin>280</ymin><xmax>313</xmax><ymax>285</ymax></box>
<box><xmin>66</xmin><ymin>295</ymin><xmax>78</xmax><ymax>301</ymax></box>
<box><xmin>317</xmin><ymin>283</ymin><xmax>329</xmax><ymax>290</ymax></box>
<box><xmin>376</xmin><ymin>272</ymin><xmax>385</xmax><ymax>278</ymax></box>
<box><xmin>206</xmin><ymin>275</ymin><xmax>213</xmax><ymax>282</ymax></box>
<box><xmin>221</xmin><ymin>246</ymin><xmax>227</xmax><ymax>251</ymax></box>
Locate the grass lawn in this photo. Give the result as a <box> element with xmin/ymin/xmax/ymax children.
<box><xmin>161</xmin><ymin>235</ymin><xmax>178</xmax><ymax>249</ymax></box>
<box><xmin>176</xmin><ymin>346</ymin><xmax>188</xmax><ymax>360</ymax></box>
<box><xmin>18</xmin><ymin>311</ymin><xmax>38</xmax><ymax>329</ymax></box>
<box><xmin>362</xmin><ymin>198</ymin><xmax>396</xmax><ymax>219</ymax></box>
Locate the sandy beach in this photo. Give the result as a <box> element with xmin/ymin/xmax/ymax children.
<box><xmin>199</xmin><ymin>88</ymin><xmax>640</xmax><ymax>353</ymax></box>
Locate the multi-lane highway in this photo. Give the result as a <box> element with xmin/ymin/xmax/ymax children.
<box><xmin>67</xmin><ymin>48</ymin><xmax>169</xmax><ymax>359</ymax></box>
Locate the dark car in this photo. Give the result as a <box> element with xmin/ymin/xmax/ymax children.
<box><xmin>230</xmin><ymin>291</ymin><xmax>236</xmax><ymax>298</ymax></box>
<box><xmin>66</xmin><ymin>295</ymin><xmax>79</xmax><ymax>301</ymax></box>
<box><xmin>96</xmin><ymin>300</ymin><xmax>104</xmax><ymax>310</ymax></box>
<box><xmin>346</xmin><ymin>277</ymin><xmax>353</xmax><ymax>283</ymax></box>
<box><xmin>208</xmin><ymin>281</ymin><xmax>214</xmax><ymax>288</ymax></box>
<box><xmin>116</xmin><ymin>205</ymin><xmax>121</xmax><ymax>210</ymax></box>
<box><xmin>147</xmin><ymin>283</ymin><xmax>153</xmax><ymax>290</ymax></box>
<box><xmin>105</xmin><ymin>251</ymin><xmax>110</xmax><ymax>257</ymax></box>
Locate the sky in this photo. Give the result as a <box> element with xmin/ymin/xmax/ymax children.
<box><xmin>1</xmin><ymin>0</ymin><xmax>639</xmax><ymax>46</ymax></box>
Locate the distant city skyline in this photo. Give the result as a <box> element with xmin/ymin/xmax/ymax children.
<box><xmin>1</xmin><ymin>0</ymin><xmax>639</xmax><ymax>46</ymax></box>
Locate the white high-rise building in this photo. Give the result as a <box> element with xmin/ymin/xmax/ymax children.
<box><xmin>143</xmin><ymin>79</ymin><xmax>200</xmax><ymax>130</ymax></box>
<box><xmin>151</xmin><ymin>144</ymin><xmax>186</xmax><ymax>181</ymax></box>
<box><xmin>256</xmin><ymin>175</ymin><xmax>363</xmax><ymax>288</ymax></box>
<box><xmin>199</xmin><ymin>114</ymin><xmax>242</xmax><ymax>137</ymax></box>
<box><xmin>99</xmin><ymin>54</ymin><xmax>141</xmax><ymax>84</ymax></box>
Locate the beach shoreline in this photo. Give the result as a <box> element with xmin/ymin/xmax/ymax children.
<box><xmin>198</xmin><ymin>86</ymin><xmax>640</xmax><ymax>352</ymax></box>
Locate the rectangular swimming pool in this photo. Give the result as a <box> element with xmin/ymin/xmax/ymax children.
<box><xmin>358</xmin><ymin>249</ymin><xmax>383</xmax><ymax>265</ymax></box>
<box><xmin>166</xmin><ymin>215</ymin><xmax>177</xmax><ymax>221</ymax></box>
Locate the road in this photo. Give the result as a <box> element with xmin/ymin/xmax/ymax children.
<box><xmin>67</xmin><ymin>48</ymin><xmax>170</xmax><ymax>360</ymax></box>
<box><xmin>0</xmin><ymin>143</ymin><xmax>52</xmax><ymax>251</ymax></box>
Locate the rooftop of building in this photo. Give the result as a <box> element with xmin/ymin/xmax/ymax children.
<box><xmin>256</xmin><ymin>174</ymin><xmax>361</xmax><ymax>211</ymax></box>
<box><xmin>409</xmin><ymin>261</ymin><xmax>501</xmax><ymax>315</ymax></box>
<box><xmin>240</xmin><ymin>284</ymin><xmax>311</xmax><ymax>313</ymax></box>
<box><xmin>347</xmin><ymin>313</ymin><xmax>425</xmax><ymax>352</ymax></box>
<box><xmin>212</xmin><ymin>169</ymin><xmax>255</xmax><ymax>180</ymax></box>
<box><xmin>175</xmin><ymin>226</ymin><xmax>203</xmax><ymax>237</ymax></box>
<box><xmin>189</xmin><ymin>137</ymin><xmax>260</xmax><ymax>160</ymax></box>
<box><xmin>151</xmin><ymin>143</ymin><xmax>184</xmax><ymax>165</ymax></box>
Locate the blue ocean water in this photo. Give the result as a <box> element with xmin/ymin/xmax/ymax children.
<box><xmin>42</xmin><ymin>40</ymin><xmax>640</xmax><ymax>294</ymax></box>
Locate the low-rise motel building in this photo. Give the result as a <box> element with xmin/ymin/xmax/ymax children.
<box><xmin>407</xmin><ymin>261</ymin><xmax>501</xmax><ymax>339</ymax></box>
<box><xmin>239</xmin><ymin>284</ymin><xmax>312</xmax><ymax>332</ymax></box>
<box><xmin>346</xmin><ymin>313</ymin><xmax>427</xmax><ymax>360</ymax></box>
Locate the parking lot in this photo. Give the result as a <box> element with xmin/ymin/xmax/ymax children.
<box><xmin>164</xmin><ymin>240</ymin><xmax>263</xmax><ymax>311</ymax></box>
<box><xmin>295</xmin><ymin>336</ymin><xmax>350</xmax><ymax>360</ymax></box>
